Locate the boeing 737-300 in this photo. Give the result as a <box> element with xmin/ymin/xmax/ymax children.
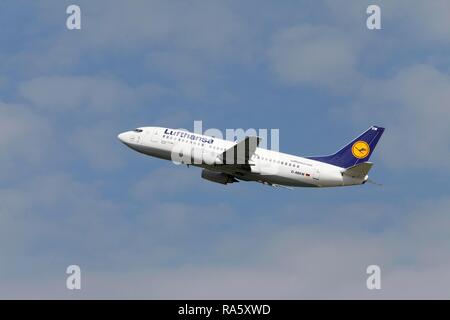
<box><xmin>118</xmin><ymin>126</ymin><xmax>385</xmax><ymax>188</ymax></box>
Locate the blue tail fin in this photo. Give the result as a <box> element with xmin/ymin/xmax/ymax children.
<box><xmin>307</xmin><ymin>126</ymin><xmax>385</xmax><ymax>168</ymax></box>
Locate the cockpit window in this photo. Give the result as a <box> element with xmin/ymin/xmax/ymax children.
<box><xmin>133</xmin><ymin>129</ymin><xmax>143</xmax><ymax>133</ymax></box>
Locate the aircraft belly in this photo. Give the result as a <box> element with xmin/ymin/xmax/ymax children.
<box><xmin>131</xmin><ymin>143</ymin><xmax>172</xmax><ymax>161</ymax></box>
<box><xmin>259</xmin><ymin>174</ymin><xmax>317</xmax><ymax>187</ymax></box>
<box><xmin>199</xmin><ymin>165</ymin><xmax>317</xmax><ymax>187</ymax></box>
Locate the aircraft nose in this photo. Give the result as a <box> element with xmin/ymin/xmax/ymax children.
<box><xmin>117</xmin><ymin>131</ymin><xmax>129</xmax><ymax>143</ymax></box>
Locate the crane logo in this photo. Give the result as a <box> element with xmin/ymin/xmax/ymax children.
<box><xmin>351</xmin><ymin>141</ymin><xmax>370</xmax><ymax>159</ymax></box>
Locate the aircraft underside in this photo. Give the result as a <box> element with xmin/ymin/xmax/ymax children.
<box><xmin>198</xmin><ymin>164</ymin><xmax>317</xmax><ymax>188</ymax></box>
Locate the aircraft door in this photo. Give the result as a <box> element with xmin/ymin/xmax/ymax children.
<box><xmin>312</xmin><ymin>167</ymin><xmax>320</xmax><ymax>181</ymax></box>
<box><xmin>249</xmin><ymin>155</ymin><xmax>261</xmax><ymax>174</ymax></box>
<box><xmin>151</xmin><ymin>129</ymin><xmax>160</xmax><ymax>143</ymax></box>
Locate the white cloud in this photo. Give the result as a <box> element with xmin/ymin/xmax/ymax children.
<box><xmin>2</xmin><ymin>190</ymin><xmax>450</xmax><ymax>299</ymax></box>
<box><xmin>88</xmin><ymin>197</ymin><xmax>450</xmax><ymax>299</ymax></box>
<box><xmin>380</xmin><ymin>0</ymin><xmax>450</xmax><ymax>44</ymax></box>
<box><xmin>11</xmin><ymin>0</ymin><xmax>252</xmax><ymax>83</ymax></box>
<box><xmin>322</xmin><ymin>0</ymin><xmax>450</xmax><ymax>44</ymax></box>
<box><xmin>80</xmin><ymin>0</ymin><xmax>247</xmax><ymax>60</ymax></box>
<box><xmin>19</xmin><ymin>76</ymin><xmax>137</xmax><ymax>112</ymax></box>
<box><xmin>352</xmin><ymin>64</ymin><xmax>450</xmax><ymax>169</ymax></box>
<box><xmin>0</xmin><ymin>102</ymin><xmax>52</xmax><ymax>178</ymax></box>
<box><xmin>268</xmin><ymin>25</ymin><xmax>363</xmax><ymax>92</ymax></box>
<box><xmin>132</xmin><ymin>166</ymin><xmax>200</xmax><ymax>199</ymax></box>
<box><xmin>70</xmin><ymin>122</ymin><xmax>125</xmax><ymax>170</ymax></box>
<box><xmin>0</xmin><ymin>170</ymin><xmax>237</xmax><ymax>298</ymax></box>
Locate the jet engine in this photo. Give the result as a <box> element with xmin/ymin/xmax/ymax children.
<box><xmin>201</xmin><ymin>169</ymin><xmax>238</xmax><ymax>185</ymax></box>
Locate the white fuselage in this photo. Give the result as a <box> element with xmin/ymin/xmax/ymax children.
<box><xmin>118</xmin><ymin>127</ymin><xmax>367</xmax><ymax>188</ymax></box>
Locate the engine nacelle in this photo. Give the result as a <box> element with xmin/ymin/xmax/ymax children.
<box><xmin>201</xmin><ymin>169</ymin><xmax>237</xmax><ymax>184</ymax></box>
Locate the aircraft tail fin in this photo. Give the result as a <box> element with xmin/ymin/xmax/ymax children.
<box><xmin>307</xmin><ymin>126</ymin><xmax>385</xmax><ymax>168</ymax></box>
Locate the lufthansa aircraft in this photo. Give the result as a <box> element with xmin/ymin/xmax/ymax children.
<box><xmin>118</xmin><ymin>126</ymin><xmax>385</xmax><ymax>188</ymax></box>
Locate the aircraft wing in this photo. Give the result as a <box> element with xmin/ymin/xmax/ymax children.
<box><xmin>218</xmin><ymin>136</ymin><xmax>262</xmax><ymax>165</ymax></box>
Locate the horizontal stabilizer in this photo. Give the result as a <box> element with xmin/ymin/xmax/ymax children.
<box><xmin>343</xmin><ymin>162</ymin><xmax>373</xmax><ymax>178</ymax></box>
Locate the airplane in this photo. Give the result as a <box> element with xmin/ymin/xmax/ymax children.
<box><xmin>118</xmin><ymin>125</ymin><xmax>385</xmax><ymax>188</ymax></box>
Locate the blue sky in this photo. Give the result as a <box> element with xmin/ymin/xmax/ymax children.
<box><xmin>1</xmin><ymin>0</ymin><xmax>450</xmax><ymax>298</ymax></box>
